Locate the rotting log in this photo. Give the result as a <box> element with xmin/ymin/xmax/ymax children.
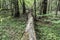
<box><xmin>21</xmin><ymin>12</ymin><xmax>36</xmax><ymax>40</ymax></box>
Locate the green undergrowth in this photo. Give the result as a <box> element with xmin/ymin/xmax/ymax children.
<box><xmin>35</xmin><ymin>13</ymin><xmax>60</xmax><ymax>40</ymax></box>
<box><xmin>35</xmin><ymin>22</ymin><xmax>60</xmax><ymax>40</ymax></box>
<box><xmin>0</xmin><ymin>14</ymin><xmax>26</xmax><ymax>40</ymax></box>
<box><xmin>0</xmin><ymin>12</ymin><xmax>60</xmax><ymax>40</ymax></box>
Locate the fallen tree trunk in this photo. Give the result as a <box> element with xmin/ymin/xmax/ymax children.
<box><xmin>21</xmin><ymin>12</ymin><xmax>36</xmax><ymax>40</ymax></box>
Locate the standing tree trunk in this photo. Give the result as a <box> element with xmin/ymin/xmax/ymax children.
<box><xmin>10</xmin><ymin>0</ymin><xmax>13</xmax><ymax>16</ymax></box>
<box><xmin>58</xmin><ymin>0</ymin><xmax>60</xmax><ymax>11</ymax></box>
<box><xmin>42</xmin><ymin>0</ymin><xmax>47</xmax><ymax>14</ymax></box>
<box><xmin>23</xmin><ymin>0</ymin><xmax>26</xmax><ymax>14</ymax></box>
<box><xmin>0</xmin><ymin>0</ymin><xmax>1</xmax><ymax>8</ymax></box>
<box><xmin>56</xmin><ymin>0</ymin><xmax>58</xmax><ymax>16</ymax></box>
<box><xmin>13</xmin><ymin>0</ymin><xmax>20</xmax><ymax>17</ymax></box>
<box><xmin>47</xmin><ymin>0</ymin><xmax>50</xmax><ymax>14</ymax></box>
<box><xmin>34</xmin><ymin>0</ymin><xmax>36</xmax><ymax>20</ymax></box>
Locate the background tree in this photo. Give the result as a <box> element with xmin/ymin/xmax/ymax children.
<box><xmin>22</xmin><ymin>0</ymin><xmax>26</xmax><ymax>14</ymax></box>
<box><xmin>58</xmin><ymin>0</ymin><xmax>60</xmax><ymax>11</ymax></box>
<box><xmin>34</xmin><ymin>0</ymin><xmax>36</xmax><ymax>20</ymax></box>
<box><xmin>13</xmin><ymin>0</ymin><xmax>20</xmax><ymax>17</ymax></box>
<box><xmin>0</xmin><ymin>0</ymin><xmax>1</xmax><ymax>8</ymax></box>
<box><xmin>42</xmin><ymin>0</ymin><xmax>48</xmax><ymax>14</ymax></box>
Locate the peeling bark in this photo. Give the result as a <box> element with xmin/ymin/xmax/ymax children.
<box><xmin>21</xmin><ymin>12</ymin><xmax>36</xmax><ymax>40</ymax></box>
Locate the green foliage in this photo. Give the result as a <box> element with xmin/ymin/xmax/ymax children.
<box><xmin>0</xmin><ymin>0</ymin><xmax>60</xmax><ymax>40</ymax></box>
<box><xmin>35</xmin><ymin>23</ymin><xmax>60</xmax><ymax>40</ymax></box>
<box><xmin>0</xmin><ymin>14</ymin><xmax>26</xmax><ymax>40</ymax></box>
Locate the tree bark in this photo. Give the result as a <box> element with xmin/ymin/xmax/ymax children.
<box><xmin>42</xmin><ymin>0</ymin><xmax>47</xmax><ymax>14</ymax></box>
<box><xmin>13</xmin><ymin>0</ymin><xmax>20</xmax><ymax>17</ymax></box>
<box><xmin>0</xmin><ymin>0</ymin><xmax>1</xmax><ymax>8</ymax></box>
<box><xmin>21</xmin><ymin>11</ymin><xmax>36</xmax><ymax>40</ymax></box>
<box><xmin>34</xmin><ymin>0</ymin><xmax>36</xmax><ymax>19</ymax></box>
<box><xmin>23</xmin><ymin>0</ymin><xmax>26</xmax><ymax>14</ymax></box>
<box><xmin>58</xmin><ymin>0</ymin><xmax>60</xmax><ymax>11</ymax></box>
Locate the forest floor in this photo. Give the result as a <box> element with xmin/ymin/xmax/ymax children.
<box><xmin>36</xmin><ymin>21</ymin><xmax>60</xmax><ymax>40</ymax></box>
<box><xmin>35</xmin><ymin>14</ymin><xmax>60</xmax><ymax>40</ymax></box>
<box><xmin>0</xmin><ymin>12</ymin><xmax>60</xmax><ymax>40</ymax></box>
<box><xmin>0</xmin><ymin>13</ymin><xmax>26</xmax><ymax>40</ymax></box>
